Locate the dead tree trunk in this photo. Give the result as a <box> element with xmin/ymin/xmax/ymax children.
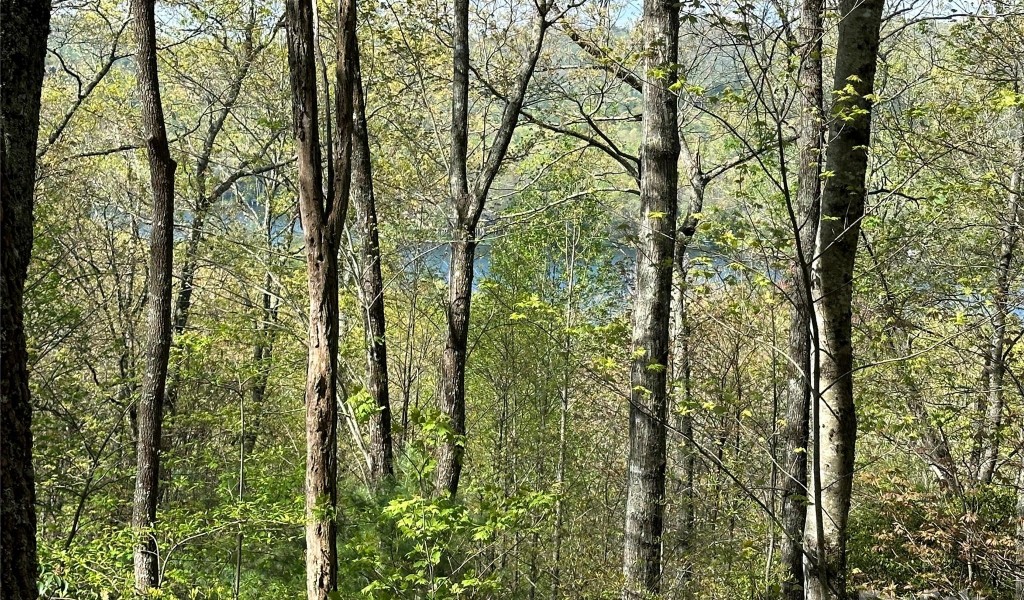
<box><xmin>434</xmin><ymin>3</ymin><xmax>550</xmax><ymax>497</ymax></box>
<box><xmin>284</xmin><ymin>0</ymin><xmax>355</xmax><ymax>595</ymax></box>
<box><xmin>620</xmin><ymin>0</ymin><xmax>679</xmax><ymax>595</ymax></box>
<box><xmin>780</xmin><ymin>0</ymin><xmax>823</xmax><ymax>595</ymax></box>
<box><xmin>129</xmin><ymin>0</ymin><xmax>178</xmax><ymax>591</ymax></box>
<box><xmin>351</xmin><ymin>43</ymin><xmax>394</xmax><ymax>483</ymax></box>
<box><xmin>802</xmin><ymin>0</ymin><xmax>884</xmax><ymax>597</ymax></box>
<box><xmin>0</xmin><ymin>0</ymin><xmax>51</xmax><ymax>597</ymax></box>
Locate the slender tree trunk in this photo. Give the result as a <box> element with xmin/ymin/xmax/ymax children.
<box><xmin>434</xmin><ymin>0</ymin><xmax>474</xmax><ymax>496</ymax></box>
<box><xmin>352</xmin><ymin>49</ymin><xmax>394</xmax><ymax>483</ymax></box>
<box><xmin>668</xmin><ymin>171</ymin><xmax>704</xmax><ymax>591</ymax></box>
<box><xmin>233</xmin><ymin>190</ymin><xmax>282</xmax><ymax>600</ymax></box>
<box><xmin>0</xmin><ymin>0</ymin><xmax>51</xmax><ymax>597</ymax></box>
<box><xmin>551</xmin><ymin>369</ymin><xmax>570</xmax><ymax>599</ymax></box>
<box><xmin>780</xmin><ymin>0</ymin><xmax>823</xmax><ymax>595</ymax></box>
<box><xmin>781</xmin><ymin>304</ymin><xmax>812</xmax><ymax>600</ymax></box>
<box><xmin>978</xmin><ymin>133</ymin><xmax>1022</xmax><ymax>485</ymax></box>
<box><xmin>233</xmin><ymin>386</ymin><xmax>246</xmax><ymax>600</ymax></box>
<box><xmin>434</xmin><ymin>3</ymin><xmax>549</xmax><ymax>497</ymax></box>
<box><xmin>552</xmin><ymin>224</ymin><xmax>579</xmax><ymax>599</ymax></box>
<box><xmin>802</xmin><ymin>0</ymin><xmax>883</xmax><ymax>597</ymax></box>
<box><xmin>668</xmin><ymin>260</ymin><xmax>696</xmax><ymax>589</ymax></box>
<box><xmin>129</xmin><ymin>0</ymin><xmax>178</xmax><ymax>591</ymax></box>
<box><xmin>285</xmin><ymin>0</ymin><xmax>354</xmax><ymax>594</ymax></box>
<box><xmin>398</xmin><ymin>274</ymin><xmax>419</xmax><ymax>453</ymax></box>
<box><xmin>1016</xmin><ymin>436</ymin><xmax>1024</xmax><ymax>600</ymax></box>
<box><xmin>621</xmin><ymin>0</ymin><xmax>679</xmax><ymax>595</ymax></box>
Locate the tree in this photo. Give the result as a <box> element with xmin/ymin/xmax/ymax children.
<box><xmin>620</xmin><ymin>0</ymin><xmax>679</xmax><ymax>596</ymax></box>
<box><xmin>779</xmin><ymin>0</ymin><xmax>824</xmax><ymax>594</ymax></box>
<box><xmin>284</xmin><ymin>0</ymin><xmax>354</xmax><ymax>594</ymax></box>
<box><xmin>976</xmin><ymin>114</ymin><xmax>1023</xmax><ymax>486</ymax></box>
<box><xmin>803</xmin><ymin>0</ymin><xmax>885</xmax><ymax>596</ymax></box>
<box><xmin>351</xmin><ymin>37</ymin><xmax>393</xmax><ymax>483</ymax></box>
<box><xmin>1</xmin><ymin>0</ymin><xmax>52</xmax><ymax>597</ymax></box>
<box><xmin>25</xmin><ymin>0</ymin><xmax>1024</xmax><ymax>596</ymax></box>
<box><xmin>164</xmin><ymin>6</ymin><xmax>276</xmax><ymax>414</ymax></box>
<box><xmin>129</xmin><ymin>0</ymin><xmax>178</xmax><ymax>591</ymax></box>
<box><xmin>435</xmin><ymin>0</ymin><xmax>551</xmax><ymax>497</ymax></box>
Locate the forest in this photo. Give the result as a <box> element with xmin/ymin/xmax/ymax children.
<box><xmin>2</xmin><ymin>0</ymin><xmax>1024</xmax><ymax>597</ymax></box>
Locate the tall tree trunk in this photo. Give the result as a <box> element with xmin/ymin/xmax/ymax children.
<box><xmin>130</xmin><ymin>0</ymin><xmax>178</xmax><ymax>591</ymax></box>
<box><xmin>434</xmin><ymin>4</ymin><xmax>549</xmax><ymax>497</ymax></box>
<box><xmin>977</xmin><ymin>131</ymin><xmax>1022</xmax><ymax>485</ymax></box>
<box><xmin>157</xmin><ymin>26</ymin><xmax>267</xmax><ymax>513</ymax></box>
<box><xmin>434</xmin><ymin>0</ymin><xmax>475</xmax><ymax>497</ymax></box>
<box><xmin>668</xmin><ymin>258</ymin><xmax>696</xmax><ymax>590</ymax></box>
<box><xmin>351</xmin><ymin>44</ymin><xmax>394</xmax><ymax>484</ymax></box>
<box><xmin>620</xmin><ymin>0</ymin><xmax>679</xmax><ymax>595</ymax></box>
<box><xmin>781</xmin><ymin>302</ymin><xmax>812</xmax><ymax>600</ymax></box>
<box><xmin>802</xmin><ymin>0</ymin><xmax>884</xmax><ymax>597</ymax></box>
<box><xmin>285</xmin><ymin>0</ymin><xmax>354</xmax><ymax>595</ymax></box>
<box><xmin>0</xmin><ymin>0</ymin><xmax>51</xmax><ymax>597</ymax></box>
<box><xmin>780</xmin><ymin>0</ymin><xmax>823</xmax><ymax>595</ymax></box>
<box><xmin>302</xmin><ymin>243</ymin><xmax>340</xmax><ymax>600</ymax></box>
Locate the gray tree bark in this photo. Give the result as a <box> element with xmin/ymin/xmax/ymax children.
<box><xmin>0</xmin><ymin>0</ymin><xmax>51</xmax><ymax>597</ymax></box>
<box><xmin>620</xmin><ymin>0</ymin><xmax>679</xmax><ymax>595</ymax></box>
<box><xmin>351</xmin><ymin>42</ymin><xmax>394</xmax><ymax>483</ymax></box>
<box><xmin>284</xmin><ymin>0</ymin><xmax>355</xmax><ymax>595</ymax></box>
<box><xmin>129</xmin><ymin>0</ymin><xmax>178</xmax><ymax>591</ymax></box>
<box><xmin>667</xmin><ymin>162</ymin><xmax>704</xmax><ymax>591</ymax></box>
<box><xmin>780</xmin><ymin>0</ymin><xmax>823</xmax><ymax>595</ymax></box>
<box><xmin>802</xmin><ymin>0</ymin><xmax>884</xmax><ymax>597</ymax></box>
<box><xmin>434</xmin><ymin>4</ymin><xmax>550</xmax><ymax>497</ymax></box>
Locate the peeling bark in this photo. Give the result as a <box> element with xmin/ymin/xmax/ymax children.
<box><xmin>284</xmin><ymin>0</ymin><xmax>355</xmax><ymax>594</ymax></box>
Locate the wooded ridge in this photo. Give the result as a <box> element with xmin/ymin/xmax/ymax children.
<box><xmin>2</xmin><ymin>0</ymin><xmax>1024</xmax><ymax>598</ymax></box>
